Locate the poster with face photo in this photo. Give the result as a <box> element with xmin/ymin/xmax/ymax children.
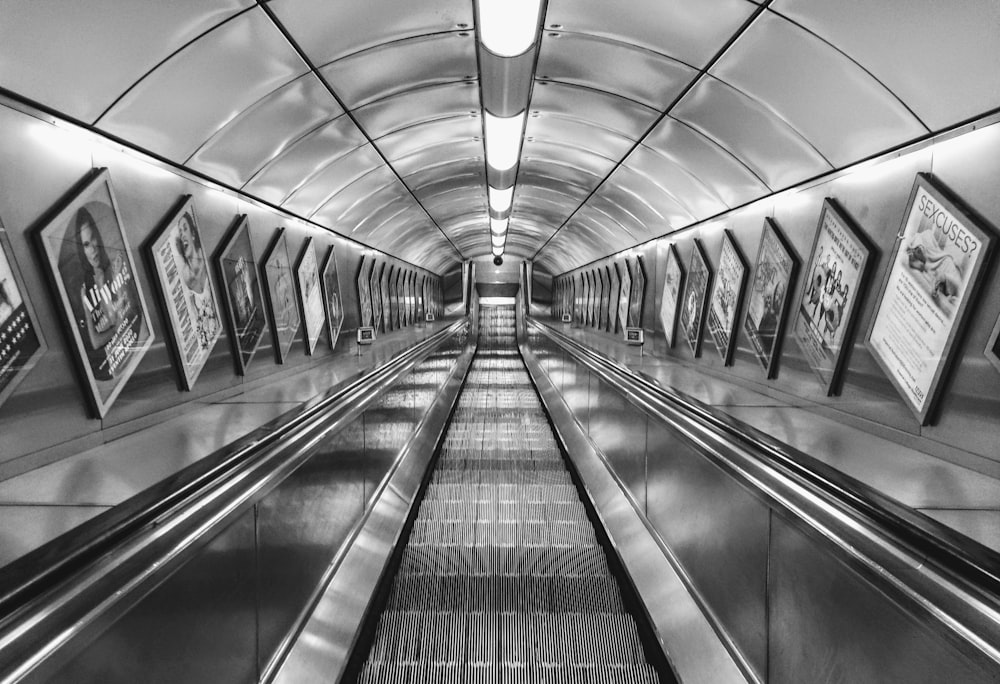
<box><xmin>659</xmin><ymin>244</ymin><xmax>684</xmax><ymax>349</ymax></box>
<box><xmin>322</xmin><ymin>246</ymin><xmax>344</xmax><ymax>350</ymax></box>
<box><xmin>0</xmin><ymin>225</ymin><xmax>46</xmax><ymax>410</ymax></box>
<box><xmin>296</xmin><ymin>238</ymin><xmax>326</xmax><ymax>356</ymax></box>
<box><xmin>36</xmin><ymin>168</ymin><xmax>154</xmax><ymax>418</ymax></box>
<box><xmin>791</xmin><ymin>199</ymin><xmax>872</xmax><ymax>395</ymax></box>
<box><xmin>706</xmin><ymin>231</ymin><xmax>748</xmax><ymax>365</ymax></box>
<box><xmin>216</xmin><ymin>215</ymin><xmax>267</xmax><ymax>375</ymax></box>
<box><xmin>262</xmin><ymin>229</ymin><xmax>301</xmax><ymax>364</ymax></box>
<box><xmin>681</xmin><ymin>240</ymin><xmax>711</xmax><ymax>357</ymax></box>
<box><xmin>867</xmin><ymin>174</ymin><xmax>993</xmax><ymax>424</ymax></box>
<box><xmin>148</xmin><ymin>197</ymin><xmax>222</xmax><ymax>390</ymax></box>
<box><xmin>743</xmin><ymin>219</ymin><xmax>797</xmax><ymax>378</ymax></box>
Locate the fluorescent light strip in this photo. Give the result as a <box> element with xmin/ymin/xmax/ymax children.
<box><xmin>490</xmin><ymin>217</ymin><xmax>509</xmax><ymax>236</ymax></box>
<box><xmin>491</xmin><ymin>233</ymin><xmax>506</xmax><ymax>248</ymax></box>
<box><xmin>484</xmin><ymin>112</ymin><xmax>525</xmax><ymax>172</ymax></box>
<box><xmin>478</xmin><ymin>0</ymin><xmax>543</xmax><ymax>57</ymax></box>
<box><xmin>489</xmin><ymin>186</ymin><xmax>514</xmax><ymax>213</ymax></box>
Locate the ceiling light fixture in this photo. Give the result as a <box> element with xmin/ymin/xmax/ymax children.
<box><xmin>490</xmin><ymin>216</ymin><xmax>509</xmax><ymax>236</ymax></box>
<box><xmin>484</xmin><ymin>112</ymin><xmax>525</xmax><ymax>172</ymax></box>
<box><xmin>478</xmin><ymin>0</ymin><xmax>543</xmax><ymax>57</ymax></box>
<box><xmin>489</xmin><ymin>186</ymin><xmax>514</xmax><ymax>214</ymax></box>
<box><xmin>491</xmin><ymin>233</ymin><xmax>506</xmax><ymax>249</ymax></box>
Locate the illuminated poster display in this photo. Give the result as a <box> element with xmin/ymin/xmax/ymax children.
<box><xmin>706</xmin><ymin>231</ymin><xmax>747</xmax><ymax>365</ymax></box>
<box><xmin>296</xmin><ymin>238</ymin><xmax>326</xmax><ymax>356</ymax></box>
<box><xmin>743</xmin><ymin>219</ymin><xmax>797</xmax><ymax>378</ymax></box>
<box><xmin>148</xmin><ymin>197</ymin><xmax>222</xmax><ymax>390</ymax></box>
<box><xmin>681</xmin><ymin>240</ymin><xmax>711</xmax><ymax>357</ymax></box>
<box><xmin>321</xmin><ymin>246</ymin><xmax>344</xmax><ymax>350</ymax></box>
<box><xmin>791</xmin><ymin>199</ymin><xmax>872</xmax><ymax>394</ymax></box>
<box><xmin>37</xmin><ymin>169</ymin><xmax>153</xmax><ymax>417</ymax></box>
<box><xmin>659</xmin><ymin>244</ymin><xmax>684</xmax><ymax>349</ymax></box>
<box><xmin>261</xmin><ymin>228</ymin><xmax>301</xmax><ymax>364</ymax></box>
<box><xmin>0</xmin><ymin>224</ymin><xmax>45</xmax><ymax>409</ymax></box>
<box><xmin>867</xmin><ymin>174</ymin><xmax>993</xmax><ymax>424</ymax></box>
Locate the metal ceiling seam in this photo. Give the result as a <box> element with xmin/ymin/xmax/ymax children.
<box><xmin>314</xmin><ymin>28</ymin><xmax>475</xmax><ymax>71</ymax></box>
<box><xmin>530</xmin><ymin>0</ymin><xmax>775</xmax><ymax>262</ymax></box>
<box><xmin>382</xmin><ymin>138</ymin><xmax>483</xmax><ymax>165</ymax></box>
<box><xmin>537</xmin><ymin>28</ymin><xmax>701</xmax><ymax>73</ymax></box>
<box><xmin>634</xmin><ymin>142</ymin><xmax>733</xmax><ymax>210</ymax></box>
<box><xmin>255</xmin><ymin>0</ymin><xmax>465</xmax><ymax>263</ymax></box>
<box><xmin>367</xmin><ymin>109</ymin><xmax>482</xmax><ymax>142</ymax></box>
<box><xmin>523</xmin><ymin>131</ymin><xmax>628</xmax><ymax>163</ymax></box>
<box><xmin>306</xmin><ymin>164</ymin><xmax>398</xmax><ymax>222</ymax></box>
<box><xmin>600</xmin><ymin>165</ymin><xmax>696</xmax><ymax>226</ymax></box>
<box><xmin>767</xmin><ymin>7</ymin><xmax>931</xmax><ymax>134</ymax></box>
<box><xmin>531</xmin><ymin>79</ymin><xmax>660</xmax><ymax>125</ymax></box>
<box><xmin>91</xmin><ymin>6</ymin><xmax>257</xmax><ymax>126</ymax></box>
<box><xmin>666</xmin><ymin>116</ymin><xmax>772</xmax><ymax>190</ymax></box>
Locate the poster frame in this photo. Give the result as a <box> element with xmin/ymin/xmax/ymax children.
<box><xmin>681</xmin><ymin>239</ymin><xmax>712</xmax><ymax>358</ymax></box>
<box><xmin>295</xmin><ymin>236</ymin><xmax>326</xmax><ymax>356</ymax></box>
<box><xmin>987</xmin><ymin>314</ymin><xmax>1000</xmax><ymax>375</ymax></box>
<box><xmin>260</xmin><ymin>227</ymin><xmax>301</xmax><ymax>364</ymax></box>
<box><xmin>321</xmin><ymin>245</ymin><xmax>345</xmax><ymax>350</ymax></box>
<box><xmin>706</xmin><ymin>230</ymin><xmax>748</xmax><ymax>365</ymax></box>
<box><xmin>659</xmin><ymin>243</ymin><xmax>685</xmax><ymax>349</ymax></box>
<box><xmin>743</xmin><ymin>218</ymin><xmax>798</xmax><ymax>379</ymax></box>
<box><xmin>0</xmin><ymin>222</ymin><xmax>46</xmax><ymax>409</ymax></box>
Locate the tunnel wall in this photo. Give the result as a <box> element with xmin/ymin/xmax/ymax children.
<box><xmin>0</xmin><ymin>97</ymin><xmax>440</xmax><ymax>479</ymax></box>
<box><xmin>543</xmin><ymin>116</ymin><xmax>1000</xmax><ymax>475</ymax></box>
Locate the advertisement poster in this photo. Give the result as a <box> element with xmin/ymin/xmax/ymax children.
<box><xmin>659</xmin><ymin>244</ymin><xmax>684</xmax><ymax>349</ymax></box>
<box><xmin>587</xmin><ymin>270</ymin><xmax>596</xmax><ymax>327</ymax></box>
<box><xmin>592</xmin><ymin>269</ymin><xmax>604</xmax><ymax>329</ymax></box>
<box><xmin>607</xmin><ymin>265</ymin><xmax>620</xmax><ymax>334</ymax></box>
<box><xmin>148</xmin><ymin>197</ymin><xmax>222</xmax><ymax>390</ymax></box>
<box><xmin>988</xmin><ymin>315</ymin><xmax>1000</xmax><ymax>376</ymax></box>
<box><xmin>262</xmin><ymin>229</ymin><xmax>301</xmax><ymax>364</ymax></box>
<box><xmin>681</xmin><ymin>240</ymin><xmax>711</xmax><ymax>357</ymax></box>
<box><xmin>370</xmin><ymin>260</ymin><xmax>383</xmax><ymax>333</ymax></box>
<box><xmin>379</xmin><ymin>261</ymin><xmax>391</xmax><ymax>333</ymax></box>
<box><xmin>598</xmin><ymin>267</ymin><xmax>610</xmax><ymax>331</ymax></box>
<box><xmin>296</xmin><ymin>238</ymin><xmax>326</xmax><ymax>356</ymax></box>
<box><xmin>743</xmin><ymin>219</ymin><xmax>797</xmax><ymax>378</ymax></box>
<box><xmin>321</xmin><ymin>246</ymin><xmax>344</xmax><ymax>350</ymax></box>
<box><xmin>357</xmin><ymin>256</ymin><xmax>373</xmax><ymax>328</ymax></box>
<box><xmin>628</xmin><ymin>256</ymin><xmax>646</xmax><ymax>328</ymax></box>
<box><xmin>791</xmin><ymin>199</ymin><xmax>871</xmax><ymax>394</ymax></box>
<box><xmin>216</xmin><ymin>216</ymin><xmax>266</xmax><ymax>375</ymax></box>
<box><xmin>574</xmin><ymin>273</ymin><xmax>583</xmax><ymax>323</ymax></box>
<box><xmin>706</xmin><ymin>231</ymin><xmax>747</xmax><ymax>364</ymax></box>
<box><xmin>0</xmin><ymin>227</ymin><xmax>45</xmax><ymax>409</ymax></box>
<box><xmin>867</xmin><ymin>174</ymin><xmax>993</xmax><ymax>423</ymax></box>
<box><xmin>37</xmin><ymin>169</ymin><xmax>153</xmax><ymax>417</ymax></box>
<box><xmin>617</xmin><ymin>260</ymin><xmax>632</xmax><ymax>336</ymax></box>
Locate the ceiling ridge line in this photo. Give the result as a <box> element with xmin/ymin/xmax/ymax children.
<box><xmin>668</xmin><ymin>117</ymin><xmax>771</xmax><ymax>190</ymax></box>
<box><xmin>241</xmin><ymin>114</ymin><xmax>348</xmax><ymax>193</ymax></box>
<box><xmin>256</xmin><ymin>0</ymin><xmax>466</xmax><ymax>263</ymax></box>
<box><xmin>529</xmin><ymin>0</ymin><xmax>775</xmax><ymax>261</ymax></box>
<box><xmin>535</xmin><ymin>27</ymin><xmax>700</xmax><ymax>71</ymax></box>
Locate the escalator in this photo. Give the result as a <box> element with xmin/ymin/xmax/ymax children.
<box><xmin>351</xmin><ymin>305</ymin><xmax>669</xmax><ymax>682</ymax></box>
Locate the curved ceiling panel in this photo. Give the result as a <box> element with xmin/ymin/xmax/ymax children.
<box><xmin>596</xmin><ymin>165</ymin><xmax>699</xmax><ymax>236</ymax></box>
<box><xmin>284</xmin><ymin>144</ymin><xmax>385</xmax><ymax>218</ymax></box>
<box><xmin>187</xmin><ymin>74</ymin><xmax>339</xmax><ymax>187</ymax></box>
<box><xmin>528</xmin><ymin>82</ymin><xmax>660</xmax><ymax>141</ymax></box>
<box><xmin>98</xmin><ymin>8</ymin><xmax>308</xmax><ymax>160</ymax></box>
<box><xmin>353</xmin><ymin>82</ymin><xmax>480</xmax><ymax>139</ymax></box>
<box><xmin>516</xmin><ymin>160</ymin><xmax>606</xmax><ymax>202</ymax></box>
<box><xmin>242</xmin><ymin>115</ymin><xmax>366</xmax><ymax>204</ymax></box>
<box><xmin>321</xmin><ymin>32</ymin><xmax>477</xmax><ymax>108</ymax></box>
<box><xmin>524</xmin><ymin>115</ymin><xmax>637</xmax><ymax>162</ymax></box>
<box><xmin>536</xmin><ymin>224</ymin><xmax>609</xmax><ymax>272</ymax></box>
<box><xmin>713</xmin><ymin>11</ymin><xmax>927</xmax><ymax>167</ymax></box>
<box><xmin>0</xmin><ymin>1</ymin><xmax>252</xmax><ymax>122</ymax></box>
<box><xmin>270</xmin><ymin>0</ymin><xmax>473</xmax><ymax>65</ymax></box>
<box><xmin>775</xmin><ymin>0</ymin><xmax>1000</xmax><ymax>129</ymax></box>
<box><xmin>347</xmin><ymin>193</ymin><xmax>422</xmax><ymax>241</ymax></box>
<box><xmin>519</xmin><ymin>141</ymin><xmax>618</xmax><ymax>186</ymax></box>
<box><xmin>672</xmin><ymin>76</ymin><xmax>832</xmax><ymax>190</ymax></box>
<box><xmin>390</xmin><ymin>139</ymin><xmax>483</xmax><ymax>180</ymax></box>
<box><xmin>535</xmin><ymin>32</ymin><xmax>697</xmax><ymax>110</ymax></box>
<box><xmin>543</xmin><ymin>0</ymin><xmax>757</xmax><ymax>67</ymax></box>
<box><xmin>623</xmin><ymin>145</ymin><xmax>730</xmax><ymax>220</ymax></box>
<box><xmin>376</xmin><ymin>117</ymin><xmax>483</xmax><ymax>164</ymax></box>
<box><xmin>311</xmin><ymin>167</ymin><xmax>403</xmax><ymax>228</ymax></box>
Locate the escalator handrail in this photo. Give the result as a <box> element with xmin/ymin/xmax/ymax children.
<box><xmin>0</xmin><ymin>320</ymin><xmax>468</xmax><ymax>684</ymax></box>
<box><xmin>528</xmin><ymin>318</ymin><xmax>1000</xmax><ymax>665</ymax></box>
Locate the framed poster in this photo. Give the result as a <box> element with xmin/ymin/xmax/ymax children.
<box><xmin>216</xmin><ymin>216</ymin><xmax>267</xmax><ymax>375</ymax></box>
<box><xmin>791</xmin><ymin>199</ymin><xmax>874</xmax><ymax>395</ymax></box>
<box><xmin>36</xmin><ymin>169</ymin><xmax>154</xmax><ymax>418</ymax></box>
<box><xmin>866</xmin><ymin>174</ymin><xmax>994</xmax><ymax>424</ymax></box>
<box><xmin>379</xmin><ymin>262</ymin><xmax>391</xmax><ymax>333</ymax></box>
<box><xmin>607</xmin><ymin>265</ymin><xmax>620</xmax><ymax>333</ymax></box>
<box><xmin>681</xmin><ymin>240</ymin><xmax>712</xmax><ymax>358</ymax></box>
<box><xmin>0</xmin><ymin>224</ymin><xmax>46</xmax><ymax>409</ymax></box>
<box><xmin>261</xmin><ymin>228</ymin><xmax>301</xmax><ymax>364</ymax></box>
<box><xmin>987</xmin><ymin>315</ymin><xmax>1000</xmax><ymax>375</ymax></box>
<box><xmin>370</xmin><ymin>260</ymin><xmax>383</xmax><ymax>333</ymax></box>
<box><xmin>617</xmin><ymin>260</ymin><xmax>632</xmax><ymax>336</ymax></box>
<box><xmin>296</xmin><ymin>238</ymin><xmax>326</xmax><ymax>356</ymax></box>
<box><xmin>744</xmin><ymin>219</ymin><xmax>798</xmax><ymax>378</ymax></box>
<box><xmin>629</xmin><ymin>256</ymin><xmax>646</xmax><ymax>328</ymax></box>
<box><xmin>707</xmin><ymin>231</ymin><xmax>748</xmax><ymax>365</ymax></box>
<box><xmin>321</xmin><ymin>246</ymin><xmax>344</xmax><ymax>350</ymax></box>
<box><xmin>587</xmin><ymin>270</ymin><xmax>596</xmax><ymax>327</ymax></box>
<box><xmin>147</xmin><ymin>197</ymin><xmax>222</xmax><ymax>390</ymax></box>
<box><xmin>659</xmin><ymin>244</ymin><xmax>685</xmax><ymax>349</ymax></box>
<box><xmin>357</xmin><ymin>256</ymin><xmax>373</xmax><ymax>328</ymax></box>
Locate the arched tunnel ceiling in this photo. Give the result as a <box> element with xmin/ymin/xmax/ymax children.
<box><xmin>1</xmin><ymin>0</ymin><xmax>999</xmax><ymax>275</ymax></box>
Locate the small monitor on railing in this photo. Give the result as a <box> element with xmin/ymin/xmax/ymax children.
<box><xmin>357</xmin><ymin>326</ymin><xmax>376</xmax><ymax>345</ymax></box>
<box><xmin>626</xmin><ymin>327</ymin><xmax>644</xmax><ymax>346</ymax></box>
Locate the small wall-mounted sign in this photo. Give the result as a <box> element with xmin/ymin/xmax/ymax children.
<box><xmin>357</xmin><ymin>326</ymin><xmax>376</xmax><ymax>345</ymax></box>
<box><xmin>561</xmin><ymin>313</ymin><xmax>572</xmax><ymax>323</ymax></box>
<box><xmin>626</xmin><ymin>327</ymin><xmax>644</xmax><ymax>346</ymax></box>
<box><xmin>425</xmin><ymin>313</ymin><xmax>435</xmax><ymax>322</ymax></box>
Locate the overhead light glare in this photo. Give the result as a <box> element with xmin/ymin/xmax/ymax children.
<box><xmin>489</xmin><ymin>186</ymin><xmax>514</xmax><ymax>213</ymax></box>
<box><xmin>491</xmin><ymin>233</ymin><xmax>506</xmax><ymax>248</ymax></box>
<box><xmin>484</xmin><ymin>112</ymin><xmax>525</xmax><ymax>172</ymax></box>
<box><xmin>490</xmin><ymin>217</ymin><xmax>509</xmax><ymax>236</ymax></box>
<box><xmin>492</xmin><ymin>244</ymin><xmax>504</xmax><ymax>256</ymax></box>
<box><xmin>478</xmin><ymin>0</ymin><xmax>543</xmax><ymax>57</ymax></box>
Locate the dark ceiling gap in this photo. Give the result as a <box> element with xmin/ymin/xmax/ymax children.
<box><xmin>256</xmin><ymin>0</ymin><xmax>465</xmax><ymax>263</ymax></box>
<box><xmin>529</xmin><ymin>0</ymin><xmax>775</xmax><ymax>261</ymax></box>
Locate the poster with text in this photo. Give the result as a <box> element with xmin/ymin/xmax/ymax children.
<box><xmin>370</xmin><ymin>260</ymin><xmax>383</xmax><ymax>333</ymax></box>
<box><xmin>216</xmin><ymin>216</ymin><xmax>266</xmax><ymax>375</ymax></box>
<box><xmin>987</xmin><ymin>314</ymin><xmax>1000</xmax><ymax>375</ymax></box>
<box><xmin>0</xmin><ymin>225</ymin><xmax>46</xmax><ymax>410</ymax></box>
<box><xmin>262</xmin><ymin>229</ymin><xmax>301</xmax><ymax>364</ymax></box>
<box><xmin>296</xmin><ymin>238</ymin><xmax>326</xmax><ymax>356</ymax></box>
<box><xmin>617</xmin><ymin>260</ymin><xmax>632</xmax><ymax>336</ymax></box>
<box><xmin>37</xmin><ymin>169</ymin><xmax>153</xmax><ymax>417</ymax></box>
<box><xmin>628</xmin><ymin>256</ymin><xmax>646</xmax><ymax>328</ymax></box>
<box><xmin>322</xmin><ymin>246</ymin><xmax>344</xmax><ymax>350</ymax></box>
<box><xmin>706</xmin><ymin>231</ymin><xmax>747</xmax><ymax>365</ymax></box>
<box><xmin>681</xmin><ymin>240</ymin><xmax>711</xmax><ymax>357</ymax></box>
<box><xmin>659</xmin><ymin>244</ymin><xmax>684</xmax><ymax>349</ymax></box>
<box><xmin>148</xmin><ymin>197</ymin><xmax>222</xmax><ymax>390</ymax></box>
<box><xmin>743</xmin><ymin>219</ymin><xmax>797</xmax><ymax>378</ymax></box>
<box><xmin>867</xmin><ymin>174</ymin><xmax>993</xmax><ymax>424</ymax></box>
<box><xmin>791</xmin><ymin>199</ymin><xmax>872</xmax><ymax>395</ymax></box>
<box><xmin>357</xmin><ymin>256</ymin><xmax>373</xmax><ymax>328</ymax></box>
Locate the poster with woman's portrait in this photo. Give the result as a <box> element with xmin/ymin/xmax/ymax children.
<box><xmin>628</xmin><ymin>256</ymin><xmax>646</xmax><ymax>329</ymax></box>
<box><xmin>867</xmin><ymin>174</ymin><xmax>993</xmax><ymax>424</ymax></box>
<box><xmin>296</xmin><ymin>238</ymin><xmax>326</xmax><ymax>356</ymax></box>
<box><xmin>791</xmin><ymin>199</ymin><xmax>872</xmax><ymax>395</ymax></box>
<box><xmin>148</xmin><ymin>197</ymin><xmax>222</xmax><ymax>390</ymax></box>
<box><xmin>322</xmin><ymin>246</ymin><xmax>344</xmax><ymax>350</ymax></box>
<box><xmin>262</xmin><ymin>229</ymin><xmax>301</xmax><ymax>364</ymax></box>
<box><xmin>707</xmin><ymin>231</ymin><xmax>748</xmax><ymax>365</ymax></box>
<box><xmin>215</xmin><ymin>215</ymin><xmax>267</xmax><ymax>375</ymax></box>
<box><xmin>36</xmin><ymin>169</ymin><xmax>154</xmax><ymax>418</ymax></box>
<box><xmin>659</xmin><ymin>244</ymin><xmax>684</xmax><ymax>349</ymax></box>
<box><xmin>744</xmin><ymin>219</ymin><xmax>798</xmax><ymax>378</ymax></box>
<box><xmin>681</xmin><ymin>240</ymin><xmax>711</xmax><ymax>357</ymax></box>
<box><xmin>0</xmin><ymin>224</ymin><xmax>46</xmax><ymax>410</ymax></box>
